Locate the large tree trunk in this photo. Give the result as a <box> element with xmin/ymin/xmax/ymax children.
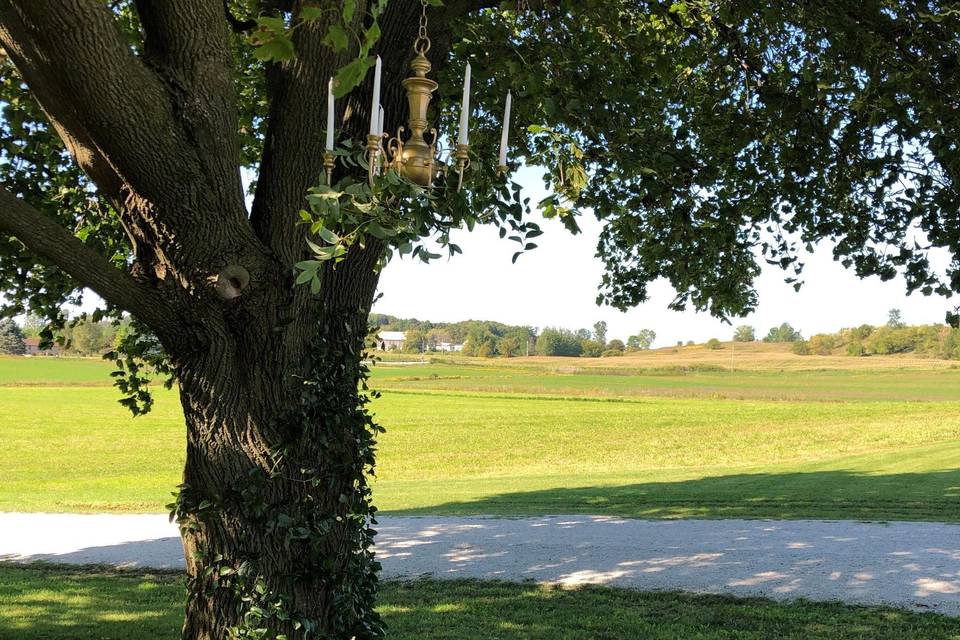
<box><xmin>172</xmin><ymin>246</ymin><xmax>385</xmax><ymax>639</ymax></box>
<box><xmin>0</xmin><ymin>1</ymin><xmax>487</xmax><ymax>637</ymax></box>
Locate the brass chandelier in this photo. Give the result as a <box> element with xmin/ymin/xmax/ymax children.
<box><xmin>322</xmin><ymin>0</ymin><xmax>512</xmax><ymax>190</ymax></box>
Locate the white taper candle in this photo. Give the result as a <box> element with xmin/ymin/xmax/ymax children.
<box><xmin>378</xmin><ymin>105</ymin><xmax>385</xmax><ymax>136</ymax></box>
<box><xmin>369</xmin><ymin>56</ymin><xmax>382</xmax><ymax>136</ymax></box>
<box><xmin>498</xmin><ymin>91</ymin><xmax>512</xmax><ymax>167</ymax></box>
<box><xmin>458</xmin><ymin>62</ymin><xmax>471</xmax><ymax>145</ymax></box>
<box><xmin>326</xmin><ymin>77</ymin><xmax>335</xmax><ymax>152</ymax></box>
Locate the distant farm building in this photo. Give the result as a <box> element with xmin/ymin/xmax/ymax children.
<box><xmin>23</xmin><ymin>337</ymin><xmax>59</xmax><ymax>356</ymax></box>
<box><xmin>375</xmin><ymin>331</ymin><xmax>464</xmax><ymax>352</ymax></box>
<box><xmin>377</xmin><ymin>331</ymin><xmax>407</xmax><ymax>350</ymax></box>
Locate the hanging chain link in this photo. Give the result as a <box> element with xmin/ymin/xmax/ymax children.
<box><xmin>415</xmin><ymin>0</ymin><xmax>432</xmax><ymax>54</ymax></box>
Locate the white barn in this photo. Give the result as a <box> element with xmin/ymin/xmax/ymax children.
<box><xmin>377</xmin><ymin>331</ymin><xmax>406</xmax><ymax>350</ymax></box>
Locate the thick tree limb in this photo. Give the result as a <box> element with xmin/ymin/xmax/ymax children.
<box><xmin>0</xmin><ymin>0</ymin><xmax>270</xmax><ymax>293</ymax></box>
<box><xmin>0</xmin><ymin>188</ymin><xmax>170</xmax><ymax>330</ymax></box>
<box><xmin>134</xmin><ymin>0</ymin><xmax>246</xmax><ymax>215</ymax></box>
<box><xmin>0</xmin><ymin>14</ymin><xmax>126</xmax><ymax>209</ymax></box>
<box><xmin>250</xmin><ymin>2</ymin><xmax>357</xmax><ymax>267</ymax></box>
<box><xmin>0</xmin><ymin>1</ymin><xmax>195</xmax><ymax>207</ymax></box>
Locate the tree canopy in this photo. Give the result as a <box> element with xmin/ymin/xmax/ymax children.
<box><xmin>3</xmin><ymin>1</ymin><xmax>959</xmax><ymax>341</ymax></box>
<box><xmin>1</xmin><ymin>0</ymin><xmax>959</xmax><ymax>637</ymax></box>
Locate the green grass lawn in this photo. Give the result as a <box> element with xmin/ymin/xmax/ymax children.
<box><xmin>7</xmin><ymin>354</ymin><xmax>960</xmax><ymax>401</ymax></box>
<box><xmin>3</xmin><ymin>565</ymin><xmax>959</xmax><ymax>640</ymax></box>
<box><xmin>1</xmin><ymin>384</ymin><xmax>958</xmax><ymax>520</ymax></box>
<box><xmin>375</xmin><ymin>363</ymin><xmax>960</xmax><ymax>402</ymax></box>
<box><xmin>0</xmin><ymin>356</ymin><xmax>114</xmax><ymax>385</ymax></box>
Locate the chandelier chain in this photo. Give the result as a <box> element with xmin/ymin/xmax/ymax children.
<box><xmin>415</xmin><ymin>0</ymin><xmax>431</xmax><ymax>54</ymax></box>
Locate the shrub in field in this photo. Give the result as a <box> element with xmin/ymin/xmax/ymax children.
<box><xmin>601</xmin><ymin>348</ymin><xmax>624</xmax><ymax>357</ymax></box>
<box><xmin>942</xmin><ymin>330</ymin><xmax>960</xmax><ymax>360</ymax></box>
<box><xmin>850</xmin><ymin>324</ymin><xmax>875</xmax><ymax>340</ymax></box>
<box><xmin>476</xmin><ymin>341</ymin><xmax>496</xmax><ymax>358</ymax></box>
<box><xmin>580</xmin><ymin>339</ymin><xmax>603</xmax><ymax>358</ymax></box>
<box><xmin>792</xmin><ymin>340</ymin><xmax>811</xmax><ymax>355</ymax></box>
<box><xmin>808</xmin><ymin>334</ymin><xmax>836</xmax><ymax>355</ymax></box>
<box><xmin>497</xmin><ymin>336</ymin><xmax>521</xmax><ymax>357</ymax></box>
<box><xmin>733</xmin><ymin>325</ymin><xmax>755</xmax><ymax>342</ymax></box>
<box><xmin>706</xmin><ymin>338</ymin><xmax>723</xmax><ymax>350</ymax></box>
<box><xmin>864</xmin><ymin>326</ymin><xmax>917</xmax><ymax>354</ymax></box>
<box><xmin>764</xmin><ymin>323</ymin><xmax>803</xmax><ymax>343</ymax></box>
<box><xmin>536</xmin><ymin>328</ymin><xmax>583</xmax><ymax>357</ymax></box>
<box><xmin>627</xmin><ymin>330</ymin><xmax>656</xmax><ymax>350</ymax></box>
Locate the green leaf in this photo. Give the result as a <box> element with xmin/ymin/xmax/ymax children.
<box><xmin>295</xmin><ymin>269</ymin><xmax>315</xmax><ymax>285</ymax></box>
<box><xmin>343</xmin><ymin>0</ymin><xmax>357</xmax><ymax>22</ymax></box>
<box><xmin>334</xmin><ymin>58</ymin><xmax>372</xmax><ymax>97</ymax></box>
<box><xmin>252</xmin><ymin>36</ymin><xmax>295</xmax><ymax>62</ymax></box>
<box><xmin>323</xmin><ymin>24</ymin><xmax>349</xmax><ymax>52</ymax></box>
<box><xmin>299</xmin><ymin>5</ymin><xmax>324</xmax><ymax>21</ymax></box>
<box><xmin>317</xmin><ymin>226</ymin><xmax>340</xmax><ymax>244</ymax></box>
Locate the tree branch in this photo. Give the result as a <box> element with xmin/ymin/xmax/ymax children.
<box><xmin>0</xmin><ymin>1</ymin><xmax>196</xmax><ymax>205</ymax></box>
<box><xmin>250</xmin><ymin>2</ymin><xmax>356</xmax><ymax>267</ymax></box>
<box><xmin>0</xmin><ymin>187</ymin><xmax>170</xmax><ymax>330</ymax></box>
<box><xmin>134</xmin><ymin>0</ymin><xmax>246</xmax><ymax>214</ymax></box>
<box><xmin>0</xmin><ymin>0</ymin><xmax>270</xmax><ymax>292</ymax></box>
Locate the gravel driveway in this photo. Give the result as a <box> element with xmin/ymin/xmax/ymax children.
<box><xmin>2</xmin><ymin>513</ymin><xmax>958</xmax><ymax>615</ymax></box>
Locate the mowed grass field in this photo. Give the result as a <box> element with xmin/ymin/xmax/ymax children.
<box><xmin>5</xmin><ymin>565</ymin><xmax>960</xmax><ymax>640</ymax></box>
<box><xmin>1</xmin><ymin>350</ymin><xmax>959</xmax><ymax>520</ymax></box>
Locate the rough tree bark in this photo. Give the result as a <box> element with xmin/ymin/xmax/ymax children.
<box><xmin>0</xmin><ymin>0</ymin><xmax>500</xmax><ymax>636</ymax></box>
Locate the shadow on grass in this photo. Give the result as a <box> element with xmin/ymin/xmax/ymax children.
<box><xmin>385</xmin><ymin>468</ymin><xmax>960</xmax><ymax>522</ymax></box>
<box><xmin>0</xmin><ymin>564</ymin><xmax>183</xmax><ymax>640</ymax></box>
<box><xmin>3</xmin><ymin>566</ymin><xmax>960</xmax><ymax>640</ymax></box>
<box><xmin>381</xmin><ymin>579</ymin><xmax>960</xmax><ymax>640</ymax></box>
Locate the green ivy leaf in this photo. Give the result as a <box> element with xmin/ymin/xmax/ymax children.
<box><xmin>334</xmin><ymin>58</ymin><xmax>372</xmax><ymax>97</ymax></box>
<box><xmin>323</xmin><ymin>24</ymin><xmax>349</xmax><ymax>52</ymax></box>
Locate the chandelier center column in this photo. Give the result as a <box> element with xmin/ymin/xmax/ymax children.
<box><xmin>400</xmin><ymin>50</ymin><xmax>438</xmax><ymax>187</ymax></box>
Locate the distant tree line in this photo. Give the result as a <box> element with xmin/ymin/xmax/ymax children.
<box><xmin>731</xmin><ymin>310</ymin><xmax>960</xmax><ymax>360</ymax></box>
<box><xmin>371</xmin><ymin>314</ymin><xmax>656</xmax><ymax>358</ymax></box>
<box><xmin>0</xmin><ymin>314</ymin><xmax>126</xmax><ymax>356</ymax></box>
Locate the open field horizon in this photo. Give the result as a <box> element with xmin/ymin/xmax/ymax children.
<box><xmin>5</xmin><ymin>346</ymin><xmax>960</xmax><ymax>402</ymax></box>
<box><xmin>1</xmin><ymin>349</ymin><xmax>958</xmax><ymax>520</ymax></box>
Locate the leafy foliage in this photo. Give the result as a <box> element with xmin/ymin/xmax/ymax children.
<box><xmin>592</xmin><ymin>320</ymin><xmax>608</xmax><ymax>347</ymax></box>
<box><xmin>453</xmin><ymin>0</ymin><xmax>960</xmax><ymax>318</ymax></box>
<box><xmin>249</xmin><ymin>1</ymin><xmax>389</xmax><ymax>96</ymax></box>
<box><xmin>296</xmin><ymin>143</ymin><xmax>542</xmax><ymax>288</ymax></box>
<box><xmin>793</xmin><ymin>322</ymin><xmax>960</xmax><ymax>359</ymax></box>
<box><xmin>627</xmin><ymin>329</ymin><xmax>657</xmax><ymax>351</ymax></box>
<box><xmin>535</xmin><ymin>327</ymin><xmax>583</xmax><ymax>356</ymax></box>
<box><xmin>763</xmin><ymin>323</ymin><xmax>803</xmax><ymax>343</ymax></box>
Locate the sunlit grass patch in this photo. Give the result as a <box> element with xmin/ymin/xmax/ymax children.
<box><xmin>2</xmin><ymin>566</ymin><xmax>959</xmax><ymax>640</ymax></box>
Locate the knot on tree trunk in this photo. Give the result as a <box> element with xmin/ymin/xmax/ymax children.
<box><xmin>214</xmin><ymin>265</ymin><xmax>250</xmax><ymax>300</ymax></box>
